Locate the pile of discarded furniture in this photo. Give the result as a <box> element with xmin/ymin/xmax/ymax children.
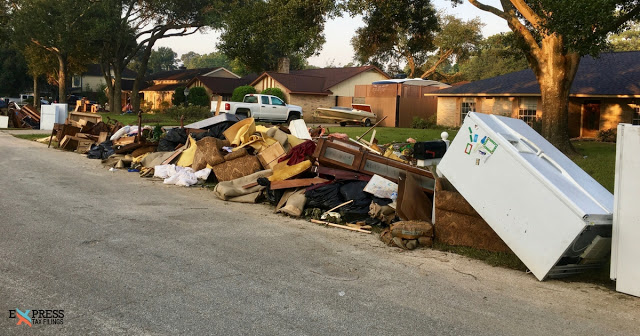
<box><xmin>69</xmin><ymin>112</ymin><xmax>504</xmax><ymax>256</ymax></box>
<box><xmin>4</xmin><ymin>103</ymin><xmax>41</xmax><ymax>129</ymax></box>
<box><xmin>36</xmin><ymin>109</ymin><xmax>621</xmax><ymax>283</ymax></box>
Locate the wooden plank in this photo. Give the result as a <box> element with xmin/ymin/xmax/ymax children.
<box><xmin>269</xmin><ymin>177</ymin><xmax>329</xmax><ymax>190</ymax></box>
<box><xmin>161</xmin><ymin>148</ymin><xmax>185</xmax><ymax>165</ymax></box>
<box><xmin>310</xmin><ymin>219</ymin><xmax>372</xmax><ymax>234</ymax></box>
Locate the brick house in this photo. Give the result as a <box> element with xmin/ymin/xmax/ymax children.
<box><xmin>250</xmin><ymin>66</ymin><xmax>390</xmax><ymax>122</ymax></box>
<box><xmin>427</xmin><ymin>51</ymin><xmax>640</xmax><ymax>138</ymax></box>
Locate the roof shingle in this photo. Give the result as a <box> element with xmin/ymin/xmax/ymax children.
<box><xmin>434</xmin><ymin>51</ymin><xmax>640</xmax><ymax>96</ymax></box>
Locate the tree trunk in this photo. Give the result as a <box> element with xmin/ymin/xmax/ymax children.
<box><xmin>406</xmin><ymin>55</ymin><xmax>416</xmax><ymax>78</ymax></box>
<box><xmin>113</xmin><ymin>66</ymin><xmax>123</xmax><ymax>114</ymax></box>
<box><xmin>533</xmin><ymin>36</ymin><xmax>580</xmax><ymax>154</ymax></box>
<box><xmin>100</xmin><ymin>61</ymin><xmax>115</xmax><ymax>113</ymax></box>
<box><xmin>420</xmin><ymin>49</ymin><xmax>453</xmax><ymax>79</ymax></box>
<box><xmin>57</xmin><ymin>53</ymin><xmax>68</xmax><ymax>104</ymax></box>
<box><xmin>33</xmin><ymin>75</ymin><xmax>40</xmax><ymax>109</ymax></box>
<box><xmin>131</xmin><ymin>36</ymin><xmax>161</xmax><ymax>115</ymax></box>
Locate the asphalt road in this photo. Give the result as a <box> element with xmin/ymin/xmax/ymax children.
<box><xmin>1</xmin><ymin>131</ymin><xmax>639</xmax><ymax>335</ymax></box>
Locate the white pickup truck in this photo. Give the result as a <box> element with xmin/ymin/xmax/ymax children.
<box><xmin>212</xmin><ymin>94</ymin><xmax>303</xmax><ymax>123</ymax></box>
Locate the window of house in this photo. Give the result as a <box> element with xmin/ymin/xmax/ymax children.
<box><xmin>72</xmin><ymin>75</ymin><xmax>82</xmax><ymax>88</ymax></box>
<box><xmin>518</xmin><ymin>98</ymin><xmax>538</xmax><ymax>126</ymax></box>
<box><xmin>633</xmin><ymin>106</ymin><xmax>640</xmax><ymax>125</ymax></box>
<box><xmin>460</xmin><ymin>98</ymin><xmax>475</xmax><ymax>124</ymax></box>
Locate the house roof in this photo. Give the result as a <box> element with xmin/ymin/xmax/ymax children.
<box><xmin>121</xmin><ymin>79</ymin><xmax>135</xmax><ymax>91</ymax></box>
<box><xmin>250</xmin><ymin>66</ymin><xmax>389</xmax><ymax>95</ymax></box>
<box><xmin>145</xmin><ymin>67</ymin><xmax>222</xmax><ymax>82</ymax></box>
<box><xmin>82</xmin><ymin>64</ymin><xmax>137</xmax><ymax>79</ymax></box>
<box><xmin>429</xmin><ymin>51</ymin><xmax>640</xmax><ymax>97</ymax></box>
<box><xmin>187</xmin><ymin>74</ymin><xmax>259</xmax><ymax>95</ymax></box>
<box><xmin>140</xmin><ymin>83</ymin><xmax>184</xmax><ymax>92</ymax></box>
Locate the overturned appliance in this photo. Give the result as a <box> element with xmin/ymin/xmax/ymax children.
<box><xmin>438</xmin><ymin>112</ymin><xmax>613</xmax><ymax>280</ymax></box>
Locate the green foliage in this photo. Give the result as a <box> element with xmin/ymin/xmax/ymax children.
<box><xmin>458</xmin><ymin>32</ymin><xmax>529</xmax><ymax>81</ymax></box>
<box><xmin>140</xmin><ymin>100</ymin><xmax>153</xmax><ymax>113</ymax></box>
<box><xmin>172</xmin><ymin>86</ymin><xmax>187</xmax><ymax>106</ymax></box>
<box><xmin>261</xmin><ymin>88</ymin><xmax>287</xmax><ymax>103</ymax></box>
<box><xmin>609</xmin><ymin>21</ymin><xmax>640</xmax><ymax>51</ymax></box>
<box><xmin>0</xmin><ymin>42</ymin><xmax>30</xmax><ymax>96</ymax></box>
<box><xmin>166</xmin><ymin>105</ymin><xmax>211</xmax><ymax>123</ymax></box>
<box><xmin>181</xmin><ymin>51</ymin><xmax>231</xmax><ymax>69</ymax></box>
<box><xmin>159</xmin><ymin>101</ymin><xmax>171</xmax><ymax>113</ymax></box>
<box><xmin>351</xmin><ymin>0</ymin><xmax>439</xmax><ymax>78</ymax></box>
<box><xmin>232</xmin><ymin>85</ymin><xmax>257</xmax><ymax>102</ymax></box>
<box><xmin>96</xmin><ymin>84</ymin><xmax>108</xmax><ymax>105</ymax></box>
<box><xmin>411</xmin><ymin>116</ymin><xmax>438</xmax><ymax>129</ymax></box>
<box><xmin>187</xmin><ymin>86</ymin><xmax>210</xmax><ymax>107</ymax></box>
<box><xmin>596</xmin><ymin>128</ymin><xmax>617</xmax><ymax>142</ymax></box>
<box><xmin>148</xmin><ymin>47</ymin><xmax>178</xmax><ymax>74</ymax></box>
<box><xmin>218</xmin><ymin>0</ymin><xmax>339</xmax><ymax>72</ymax></box>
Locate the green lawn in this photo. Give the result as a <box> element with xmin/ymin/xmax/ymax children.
<box><xmin>325</xmin><ymin>126</ymin><xmax>458</xmax><ymax>144</ymax></box>
<box><xmin>98</xmin><ymin>112</ymin><xmax>178</xmax><ymax>126</ymax></box>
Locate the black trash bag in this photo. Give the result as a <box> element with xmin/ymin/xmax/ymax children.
<box><xmin>202</xmin><ymin>121</ymin><xmax>235</xmax><ymax>139</ymax></box>
<box><xmin>372</xmin><ymin>196</ymin><xmax>393</xmax><ymax>206</ymax></box>
<box><xmin>264</xmin><ymin>186</ymin><xmax>285</xmax><ymax>206</ymax></box>
<box><xmin>87</xmin><ymin>140</ymin><xmax>114</xmax><ymax>160</ymax></box>
<box><xmin>157</xmin><ymin>128</ymin><xmax>188</xmax><ymax>151</ymax></box>
<box><xmin>305</xmin><ymin>183</ymin><xmax>343</xmax><ymax>210</ymax></box>
<box><xmin>339</xmin><ymin>181</ymin><xmax>373</xmax><ymax>221</ymax></box>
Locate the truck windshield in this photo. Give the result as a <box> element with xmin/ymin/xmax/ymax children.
<box><xmin>244</xmin><ymin>96</ymin><xmax>258</xmax><ymax>103</ymax></box>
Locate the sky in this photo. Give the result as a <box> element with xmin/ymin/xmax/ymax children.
<box><xmin>154</xmin><ymin>0</ymin><xmax>510</xmax><ymax>67</ymax></box>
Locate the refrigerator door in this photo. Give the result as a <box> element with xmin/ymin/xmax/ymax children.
<box><xmin>438</xmin><ymin>112</ymin><xmax>613</xmax><ymax>280</ymax></box>
<box><xmin>611</xmin><ymin>124</ymin><xmax>640</xmax><ymax>297</ymax></box>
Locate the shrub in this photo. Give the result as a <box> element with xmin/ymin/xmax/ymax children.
<box><xmin>232</xmin><ymin>85</ymin><xmax>257</xmax><ymax>102</ymax></box>
<box><xmin>411</xmin><ymin>115</ymin><xmax>438</xmax><ymax>129</ymax></box>
<box><xmin>166</xmin><ymin>105</ymin><xmax>211</xmax><ymax>123</ymax></box>
<box><xmin>261</xmin><ymin>87</ymin><xmax>287</xmax><ymax>103</ymax></box>
<box><xmin>596</xmin><ymin>128</ymin><xmax>617</xmax><ymax>143</ymax></box>
<box><xmin>158</xmin><ymin>101</ymin><xmax>171</xmax><ymax>113</ymax></box>
<box><xmin>172</xmin><ymin>86</ymin><xmax>186</xmax><ymax>106</ymax></box>
<box><xmin>187</xmin><ymin>87</ymin><xmax>210</xmax><ymax>107</ymax></box>
<box><xmin>140</xmin><ymin>100</ymin><xmax>154</xmax><ymax>113</ymax></box>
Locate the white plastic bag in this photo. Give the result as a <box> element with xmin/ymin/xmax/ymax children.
<box><xmin>364</xmin><ymin>174</ymin><xmax>398</xmax><ymax>200</ymax></box>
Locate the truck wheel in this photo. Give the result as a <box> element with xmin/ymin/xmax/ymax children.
<box><xmin>236</xmin><ymin>112</ymin><xmax>249</xmax><ymax>119</ymax></box>
<box><xmin>287</xmin><ymin>113</ymin><xmax>300</xmax><ymax>123</ymax></box>
<box><xmin>340</xmin><ymin>122</ymin><xmax>347</xmax><ymax>127</ymax></box>
<box><xmin>364</xmin><ymin>118</ymin><xmax>372</xmax><ymax>127</ymax></box>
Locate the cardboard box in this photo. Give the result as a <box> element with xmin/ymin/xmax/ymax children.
<box><xmin>258</xmin><ymin>142</ymin><xmax>286</xmax><ymax>169</ymax></box>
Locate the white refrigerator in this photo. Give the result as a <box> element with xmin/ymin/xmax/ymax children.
<box><xmin>610</xmin><ymin>123</ymin><xmax>640</xmax><ymax>297</ymax></box>
<box><xmin>438</xmin><ymin>112</ymin><xmax>614</xmax><ymax>281</ymax></box>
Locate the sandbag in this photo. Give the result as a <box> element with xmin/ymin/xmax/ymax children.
<box><xmin>213</xmin><ymin>170</ymin><xmax>273</xmax><ymax>200</ymax></box>
<box><xmin>278</xmin><ymin>189</ymin><xmax>307</xmax><ymax>217</ymax></box>
<box><xmin>390</xmin><ymin>221</ymin><xmax>434</xmax><ymax>240</ymax></box>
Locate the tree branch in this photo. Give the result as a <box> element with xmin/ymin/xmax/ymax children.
<box><xmin>468</xmin><ymin>0</ymin><xmax>540</xmax><ymax>54</ymax></box>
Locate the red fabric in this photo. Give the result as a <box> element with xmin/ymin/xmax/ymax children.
<box><xmin>278</xmin><ymin>140</ymin><xmax>317</xmax><ymax>165</ymax></box>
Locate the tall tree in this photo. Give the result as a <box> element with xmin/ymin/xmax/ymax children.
<box><xmin>10</xmin><ymin>0</ymin><xmax>101</xmax><ymax>103</ymax></box>
<box><xmin>181</xmin><ymin>51</ymin><xmax>231</xmax><ymax>69</ymax></box>
<box><xmin>452</xmin><ymin>0</ymin><xmax>640</xmax><ymax>153</ymax></box>
<box><xmin>609</xmin><ymin>21</ymin><xmax>640</xmax><ymax>51</ymax></box>
<box><xmin>351</xmin><ymin>0</ymin><xmax>439</xmax><ymax>78</ymax></box>
<box><xmin>419</xmin><ymin>14</ymin><xmax>483</xmax><ymax>79</ymax></box>
<box><xmin>219</xmin><ymin>0</ymin><xmax>340</xmax><ymax>73</ymax></box>
<box><xmin>148</xmin><ymin>47</ymin><xmax>178</xmax><ymax>73</ymax></box>
<box><xmin>458</xmin><ymin>32</ymin><xmax>529</xmax><ymax>81</ymax></box>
